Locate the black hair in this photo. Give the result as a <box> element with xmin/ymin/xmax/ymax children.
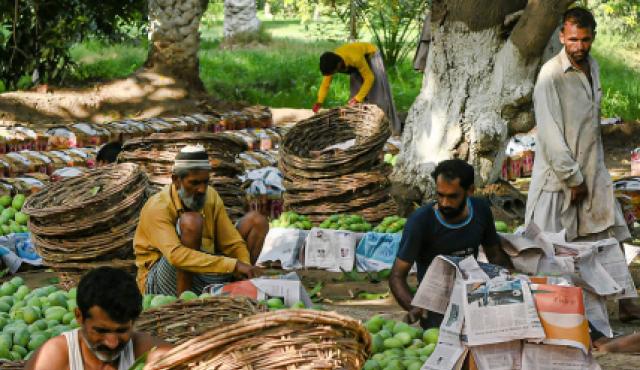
<box><xmin>562</xmin><ymin>7</ymin><xmax>596</xmax><ymax>33</ymax></box>
<box><xmin>319</xmin><ymin>52</ymin><xmax>343</xmax><ymax>75</ymax></box>
<box><xmin>96</xmin><ymin>142</ymin><xmax>122</xmax><ymax>164</ymax></box>
<box><xmin>431</xmin><ymin>159</ymin><xmax>475</xmax><ymax>190</ymax></box>
<box><xmin>77</xmin><ymin>267</ymin><xmax>142</xmax><ymax>323</ymax></box>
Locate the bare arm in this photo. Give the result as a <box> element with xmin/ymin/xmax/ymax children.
<box><xmin>389</xmin><ymin>258</ymin><xmax>415</xmax><ymax>311</ymax></box>
<box><xmin>25</xmin><ymin>336</ymin><xmax>69</xmax><ymax>370</ymax></box>
<box><xmin>484</xmin><ymin>237</ymin><xmax>514</xmax><ymax>270</ymax></box>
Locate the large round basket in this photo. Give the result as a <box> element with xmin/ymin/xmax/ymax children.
<box><xmin>22</xmin><ymin>163</ymin><xmax>146</xmax><ymax>228</ymax></box>
<box><xmin>279</xmin><ymin>104</ymin><xmax>390</xmax><ymax>179</ymax></box>
<box><xmin>146</xmin><ymin>310</ymin><xmax>371</xmax><ymax>370</ymax></box>
<box><xmin>279</xmin><ymin>105</ymin><xmax>396</xmax><ymax>223</ymax></box>
<box><xmin>135</xmin><ymin>296</ymin><xmax>263</xmax><ymax>345</ymax></box>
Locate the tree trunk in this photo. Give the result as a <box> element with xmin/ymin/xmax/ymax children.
<box><xmin>224</xmin><ymin>0</ymin><xmax>261</xmax><ymax>39</ymax></box>
<box><xmin>146</xmin><ymin>0</ymin><xmax>205</xmax><ymax>91</ymax></box>
<box><xmin>391</xmin><ymin>0</ymin><xmax>574</xmax><ymax>207</ymax></box>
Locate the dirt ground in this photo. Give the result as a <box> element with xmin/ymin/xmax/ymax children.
<box><xmin>0</xmin><ymin>73</ymin><xmax>248</xmax><ymax>126</ymax></box>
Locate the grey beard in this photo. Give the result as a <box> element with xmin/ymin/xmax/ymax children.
<box><xmin>80</xmin><ymin>329</ymin><xmax>127</xmax><ymax>363</ymax></box>
<box><xmin>178</xmin><ymin>188</ymin><xmax>205</xmax><ymax>211</ymax></box>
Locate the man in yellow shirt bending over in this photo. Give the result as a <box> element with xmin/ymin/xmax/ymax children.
<box><xmin>312</xmin><ymin>42</ymin><xmax>401</xmax><ymax>134</ymax></box>
<box><xmin>134</xmin><ymin>145</ymin><xmax>268</xmax><ymax>296</ymax></box>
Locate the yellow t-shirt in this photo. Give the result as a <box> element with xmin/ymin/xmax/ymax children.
<box><xmin>316</xmin><ymin>42</ymin><xmax>378</xmax><ymax>104</ymax></box>
<box><xmin>134</xmin><ymin>184</ymin><xmax>250</xmax><ymax>292</ymax></box>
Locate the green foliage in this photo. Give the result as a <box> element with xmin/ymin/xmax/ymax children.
<box><xmin>220</xmin><ymin>24</ymin><xmax>273</xmax><ymax>47</ymax></box>
<box><xmin>592</xmin><ymin>35</ymin><xmax>640</xmax><ymax>120</ymax></box>
<box><xmin>355</xmin><ymin>0</ymin><xmax>428</xmax><ymax>67</ymax></box>
<box><xmin>0</xmin><ymin>0</ymin><xmax>145</xmax><ymax>90</ymax></box>
<box><xmin>591</xmin><ymin>0</ymin><xmax>639</xmax><ymax>44</ymax></box>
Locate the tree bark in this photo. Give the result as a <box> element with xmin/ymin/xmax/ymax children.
<box><xmin>145</xmin><ymin>0</ymin><xmax>206</xmax><ymax>91</ymax></box>
<box><xmin>391</xmin><ymin>0</ymin><xmax>574</xmax><ymax>208</ymax></box>
<box><xmin>223</xmin><ymin>0</ymin><xmax>261</xmax><ymax>39</ymax></box>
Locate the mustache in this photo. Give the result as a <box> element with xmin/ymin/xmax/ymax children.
<box><xmin>95</xmin><ymin>342</ymin><xmax>126</xmax><ymax>354</ymax></box>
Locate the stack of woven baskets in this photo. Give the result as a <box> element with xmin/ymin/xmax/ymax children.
<box><xmin>146</xmin><ymin>310</ymin><xmax>371</xmax><ymax>369</ymax></box>
<box><xmin>279</xmin><ymin>104</ymin><xmax>397</xmax><ymax>223</ymax></box>
<box><xmin>119</xmin><ymin>132</ymin><xmax>248</xmax><ymax>221</ymax></box>
<box><xmin>22</xmin><ymin>163</ymin><xmax>148</xmax><ymax>286</ymax></box>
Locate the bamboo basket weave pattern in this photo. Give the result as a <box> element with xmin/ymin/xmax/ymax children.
<box><xmin>0</xmin><ymin>360</ymin><xmax>23</xmax><ymax>370</ymax></box>
<box><xmin>279</xmin><ymin>105</ymin><xmax>396</xmax><ymax>223</ymax></box>
<box><xmin>22</xmin><ymin>163</ymin><xmax>145</xmax><ymax>220</ymax></box>
<box><xmin>135</xmin><ymin>296</ymin><xmax>263</xmax><ymax>344</ymax></box>
<box><xmin>22</xmin><ymin>163</ymin><xmax>147</xmax><ymax>284</ymax></box>
<box><xmin>146</xmin><ymin>310</ymin><xmax>371</xmax><ymax>370</ymax></box>
<box><xmin>279</xmin><ymin>105</ymin><xmax>390</xmax><ymax>178</ymax></box>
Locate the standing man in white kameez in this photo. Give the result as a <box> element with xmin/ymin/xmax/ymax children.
<box><xmin>525</xmin><ymin>7</ymin><xmax>640</xmax><ymax>322</ymax></box>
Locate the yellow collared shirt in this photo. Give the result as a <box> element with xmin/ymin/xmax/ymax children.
<box><xmin>134</xmin><ymin>184</ymin><xmax>250</xmax><ymax>292</ymax></box>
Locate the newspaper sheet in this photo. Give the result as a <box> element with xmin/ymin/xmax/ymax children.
<box><xmin>412</xmin><ymin>255</ymin><xmax>508</xmax><ymax>314</ymax></box>
<box><xmin>623</xmin><ymin>243</ymin><xmax>640</xmax><ymax>265</ymax></box>
<box><xmin>422</xmin><ymin>280</ymin><xmax>468</xmax><ymax>370</ymax></box>
<box><xmin>592</xmin><ymin>239</ymin><xmax>637</xmax><ymax>299</ymax></box>
<box><xmin>510</xmin><ymin>224</ymin><xmax>636</xmax><ymax>300</ymax></box>
<box><xmin>463</xmin><ymin>278</ymin><xmax>544</xmax><ymax>345</ymax></box>
<box><xmin>304</xmin><ymin>228</ymin><xmax>357</xmax><ymax>272</ymax></box>
<box><xmin>530</xmin><ymin>283</ymin><xmax>590</xmax><ymax>353</ymax></box>
<box><xmin>412</xmin><ymin>256</ymin><xmax>459</xmax><ymax>314</ymax></box>
<box><xmin>256</xmin><ymin>228</ymin><xmax>307</xmax><ymax>269</ymax></box>
<box><xmin>521</xmin><ymin>343</ymin><xmax>602</xmax><ymax>370</ymax></box>
<box><xmin>583</xmin><ymin>290</ymin><xmax>613</xmax><ymax>338</ymax></box>
<box><xmin>471</xmin><ymin>340</ymin><xmax>522</xmax><ymax>370</ymax></box>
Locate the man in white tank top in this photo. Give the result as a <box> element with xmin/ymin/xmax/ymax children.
<box><xmin>25</xmin><ymin>267</ymin><xmax>172</xmax><ymax>370</ymax></box>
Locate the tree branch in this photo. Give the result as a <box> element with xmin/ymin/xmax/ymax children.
<box><xmin>510</xmin><ymin>0</ymin><xmax>576</xmax><ymax>60</ymax></box>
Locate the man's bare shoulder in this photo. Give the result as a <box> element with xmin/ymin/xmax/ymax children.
<box><xmin>25</xmin><ymin>335</ymin><xmax>69</xmax><ymax>370</ymax></box>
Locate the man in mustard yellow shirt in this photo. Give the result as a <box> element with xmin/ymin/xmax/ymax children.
<box><xmin>134</xmin><ymin>145</ymin><xmax>268</xmax><ymax>295</ymax></box>
<box><xmin>312</xmin><ymin>42</ymin><xmax>400</xmax><ymax>134</ymax></box>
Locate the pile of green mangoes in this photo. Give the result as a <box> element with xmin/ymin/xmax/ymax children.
<box><xmin>0</xmin><ymin>194</ymin><xmax>28</xmax><ymax>235</ymax></box>
<box><xmin>0</xmin><ymin>277</ymin><xmax>80</xmax><ymax>361</ymax></box>
<box><xmin>319</xmin><ymin>214</ymin><xmax>372</xmax><ymax>232</ymax></box>
<box><xmin>373</xmin><ymin>216</ymin><xmax>406</xmax><ymax>233</ymax></box>
<box><xmin>270</xmin><ymin>211</ymin><xmax>313</xmax><ymax>230</ymax></box>
<box><xmin>363</xmin><ymin>315</ymin><xmax>439</xmax><ymax>370</ymax></box>
<box><xmin>261</xmin><ymin>297</ymin><xmax>306</xmax><ymax>310</ymax></box>
<box><xmin>0</xmin><ymin>279</ymin><xmax>220</xmax><ymax>361</ymax></box>
<box><xmin>141</xmin><ymin>291</ymin><xmax>212</xmax><ymax>310</ymax></box>
<box><xmin>383</xmin><ymin>153</ymin><xmax>398</xmax><ymax>167</ymax></box>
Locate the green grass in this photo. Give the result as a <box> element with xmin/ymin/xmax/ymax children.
<box><xmin>67</xmin><ymin>19</ymin><xmax>638</xmax><ymax>119</ymax></box>
<box><xmin>592</xmin><ymin>34</ymin><xmax>640</xmax><ymax>120</ymax></box>
<box><xmin>70</xmin><ymin>39</ymin><xmax>148</xmax><ymax>83</ymax></box>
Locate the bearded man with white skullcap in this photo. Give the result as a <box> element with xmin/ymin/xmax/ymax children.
<box><xmin>134</xmin><ymin>145</ymin><xmax>267</xmax><ymax>296</ymax></box>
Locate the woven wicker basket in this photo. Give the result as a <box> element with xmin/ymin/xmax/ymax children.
<box><xmin>22</xmin><ymin>163</ymin><xmax>147</xmax><ymax>282</ymax></box>
<box><xmin>119</xmin><ymin>132</ymin><xmax>248</xmax><ymax>222</ymax></box>
<box><xmin>53</xmin><ymin>259</ymin><xmax>137</xmax><ymax>289</ymax></box>
<box><xmin>23</xmin><ymin>163</ymin><xmax>146</xmax><ymax>222</ymax></box>
<box><xmin>146</xmin><ymin>310</ymin><xmax>371</xmax><ymax>370</ymax></box>
<box><xmin>279</xmin><ymin>105</ymin><xmax>389</xmax><ymax>178</ymax></box>
<box><xmin>0</xmin><ymin>360</ymin><xmax>23</xmax><ymax>370</ymax></box>
<box><xmin>278</xmin><ymin>105</ymin><xmax>396</xmax><ymax>222</ymax></box>
<box><xmin>122</xmin><ymin>132</ymin><xmax>248</xmax><ymax>157</ymax></box>
<box><xmin>135</xmin><ymin>296</ymin><xmax>263</xmax><ymax>345</ymax></box>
